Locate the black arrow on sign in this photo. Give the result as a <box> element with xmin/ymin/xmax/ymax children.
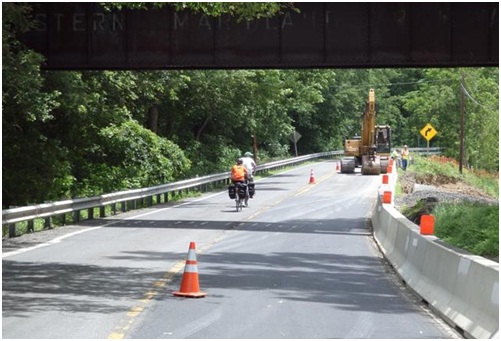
<box><xmin>425</xmin><ymin>128</ymin><xmax>432</xmax><ymax>136</ymax></box>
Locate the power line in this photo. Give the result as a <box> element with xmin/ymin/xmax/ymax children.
<box><xmin>334</xmin><ymin>77</ymin><xmax>456</xmax><ymax>90</ymax></box>
<box><xmin>333</xmin><ymin>77</ymin><xmax>498</xmax><ymax>111</ymax></box>
<box><xmin>460</xmin><ymin>84</ymin><xmax>498</xmax><ymax>111</ymax></box>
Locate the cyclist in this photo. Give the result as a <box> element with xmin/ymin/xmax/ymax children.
<box><xmin>241</xmin><ymin>152</ymin><xmax>257</xmax><ymax>182</ymax></box>
<box><xmin>230</xmin><ymin>158</ymin><xmax>250</xmax><ymax>206</ymax></box>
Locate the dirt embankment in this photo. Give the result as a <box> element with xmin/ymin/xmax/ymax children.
<box><xmin>394</xmin><ymin>171</ymin><xmax>498</xmax><ymax>221</ymax></box>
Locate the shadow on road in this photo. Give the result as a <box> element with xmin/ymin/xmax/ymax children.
<box><xmin>1</xmin><ymin>214</ymin><xmax>413</xmax><ymax>318</ymax></box>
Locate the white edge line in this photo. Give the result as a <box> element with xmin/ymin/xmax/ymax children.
<box><xmin>2</xmin><ymin>162</ymin><xmax>320</xmax><ymax>259</ymax></box>
<box><xmin>2</xmin><ymin>191</ymin><xmax>224</xmax><ymax>259</ymax></box>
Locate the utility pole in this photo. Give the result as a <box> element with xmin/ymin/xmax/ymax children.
<box><xmin>252</xmin><ymin>133</ymin><xmax>258</xmax><ymax>162</ymax></box>
<box><xmin>459</xmin><ymin>73</ymin><xmax>465</xmax><ymax>174</ymax></box>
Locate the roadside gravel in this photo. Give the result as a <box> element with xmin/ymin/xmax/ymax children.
<box><xmin>393</xmin><ymin>171</ymin><xmax>498</xmax><ymax>212</ymax></box>
<box><xmin>394</xmin><ymin>184</ymin><xmax>499</xmax><ymax>211</ymax></box>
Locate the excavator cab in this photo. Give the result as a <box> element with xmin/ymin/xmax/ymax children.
<box><xmin>375</xmin><ymin>125</ymin><xmax>391</xmax><ymax>154</ymax></box>
<box><xmin>360</xmin><ymin>125</ymin><xmax>392</xmax><ymax>175</ymax></box>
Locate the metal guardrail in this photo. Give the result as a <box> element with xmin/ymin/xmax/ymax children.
<box><xmin>2</xmin><ymin>151</ymin><xmax>342</xmax><ymax>237</ymax></box>
<box><xmin>1</xmin><ymin>148</ymin><xmax>440</xmax><ymax>237</ymax></box>
<box><xmin>407</xmin><ymin>147</ymin><xmax>442</xmax><ymax>155</ymax></box>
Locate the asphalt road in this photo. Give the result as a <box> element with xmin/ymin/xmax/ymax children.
<box><xmin>2</xmin><ymin>160</ymin><xmax>460</xmax><ymax>339</ymax></box>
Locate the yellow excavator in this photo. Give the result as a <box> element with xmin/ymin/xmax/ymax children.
<box><xmin>340</xmin><ymin>89</ymin><xmax>391</xmax><ymax>175</ymax></box>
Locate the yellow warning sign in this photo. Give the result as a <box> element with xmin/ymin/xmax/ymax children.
<box><xmin>420</xmin><ymin>123</ymin><xmax>437</xmax><ymax>141</ymax></box>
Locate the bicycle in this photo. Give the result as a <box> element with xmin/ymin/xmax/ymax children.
<box><xmin>234</xmin><ymin>182</ymin><xmax>249</xmax><ymax>212</ymax></box>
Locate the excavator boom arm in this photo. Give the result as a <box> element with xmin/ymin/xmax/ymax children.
<box><xmin>361</xmin><ymin>89</ymin><xmax>376</xmax><ymax>155</ymax></box>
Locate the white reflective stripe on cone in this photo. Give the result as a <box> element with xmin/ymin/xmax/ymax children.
<box><xmin>184</xmin><ymin>264</ymin><xmax>199</xmax><ymax>273</ymax></box>
<box><xmin>187</xmin><ymin>249</ymin><xmax>197</xmax><ymax>261</ymax></box>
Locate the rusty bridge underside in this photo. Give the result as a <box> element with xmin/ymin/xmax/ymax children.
<box><xmin>23</xmin><ymin>2</ymin><xmax>498</xmax><ymax>70</ymax></box>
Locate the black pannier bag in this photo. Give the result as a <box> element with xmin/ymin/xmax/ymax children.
<box><xmin>248</xmin><ymin>183</ymin><xmax>255</xmax><ymax>197</ymax></box>
<box><xmin>237</xmin><ymin>183</ymin><xmax>247</xmax><ymax>197</ymax></box>
<box><xmin>228</xmin><ymin>184</ymin><xmax>236</xmax><ymax>199</ymax></box>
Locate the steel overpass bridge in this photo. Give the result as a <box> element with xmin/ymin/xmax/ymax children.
<box><xmin>23</xmin><ymin>2</ymin><xmax>498</xmax><ymax>70</ymax></box>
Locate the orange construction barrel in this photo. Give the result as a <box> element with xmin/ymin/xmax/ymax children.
<box><xmin>382</xmin><ymin>174</ymin><xmax>389</xmax><ymax>184</ymax></box>
<box><xmin>420</xmin><ymin>215</ymin><xmax>435</xmax><ymax>235</ymax></box>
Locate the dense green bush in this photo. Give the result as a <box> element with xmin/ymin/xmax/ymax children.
<box><xmin>400</xmin><ymin>154</ymin><xmax>499</xmax><ymax>261</ymax></box>
<box><xmin>434</xmin><ymin>203</ymin><xmax>499</xmax><ymax>260</ymax></box>
<box><xmin>76</xmin><ymin>121</ymin><xmax>191</xmax><ymax>197</ymax></box>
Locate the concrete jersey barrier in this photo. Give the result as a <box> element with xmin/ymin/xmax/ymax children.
<box><xmin>372</xmin><ymin>168</ymin><xmax>499</xmax><ymax>339</ymax></box>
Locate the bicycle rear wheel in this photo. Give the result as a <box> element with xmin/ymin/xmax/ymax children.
<box><xmin>235</xmin><ymin>194</ymin><xmax>242</xmax><ymax>212</ymax></box>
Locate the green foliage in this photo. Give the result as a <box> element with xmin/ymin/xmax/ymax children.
<box><xmin>434</xmin><ymin>203</ymin><xmax>499</xmax><ymax>260</ymax></box>
<box><xmin>411</xmin><ymin>154</ymin><xmax>461</xmax><ymax>177</ymax></box>
<box><xmin>2</xmin><ymin>3</ymin><xmax>498</xmax><ymax>208</ymax></box>
<box><xmin>401</xmin><ymin>68</ymin><xmax>499</xmax><ymax>172</ymax></box>
<box><xmin>406</xmin><ymin>154</ymin><xmax>498</xmax><ymax>199</ymax></box>
<box><xmin>102</xmin><ymin>2</ymin><xmax>296</xmax><ymax>21</ymax></box>
<box><xmin>81</xmin><ymin>121</ymin><xmax>191</xmax><ymax>196</ymax></box>
<box><xmin>462</xmin><ymin>171</ymin><xmax>499</xmax><ymax>199</ymax></box>
<box><xmin>2</xmin><ymin>3</ymin><xmax>66</xmax><ymax>206</ymax></box>
<box><xmin>184</xmin><ymin>137</ymin><xmax>241</xmax><ymax>176</ymax></box>
<box><xmin>170</xmin><ymin>2</ymin><xmax>293</xmax><ymax>21</ymax></box>
<box><xmin>400</xmin><ymin>154</ymin><xmax>498</xmax><ymax>260</ymax></box>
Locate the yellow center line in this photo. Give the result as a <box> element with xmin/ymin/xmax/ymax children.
<box><xmin>107</xmin><ymin>261</ymin><xmax>185</xmax><ymax>339</ymax></box>
<box><xmin>108</xmin><ymin>168</ymin><xmax>337</xmax><ymax>339</ymax></box>
<box><xmin>295</xmin><ymin>170</ymin><xmax>336</xmax><ymax>196</ymax></box>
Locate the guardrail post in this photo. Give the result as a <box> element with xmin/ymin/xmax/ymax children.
<box><xmin>112</xmin><ymin>203</ymin><xmax>116</xmax><ymax>215</ymax></box>
<box><xmin>27</xmin><ymin>220</ymin><xmax>34</xmax><ymax>233</ymax></box>
<box><xmin>8</xmin><ymin>223</ymin><xmax>16</xmax><ymax>237</ymax></box>
<box><xmin>3</xmin><ymin>151</ymin><xmax>348</xmax><ymax>232</ymax></box>
<box><xmin>100</xmin><ymin>206</ymin><xmax>105</xmax><ymax>218</ymax></box>
<box><xmin>88</xmin><ymin>208</ymin><xmax>94</xmax><ymax>220</ymax></box>
<box><xmin>44</xmin><ymin>217</ymin><xmax>51</xmax><ymax>229</ymax></box>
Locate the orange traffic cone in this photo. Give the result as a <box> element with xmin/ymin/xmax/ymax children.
<box><xmin>336</xmin><ymin>161</ymin><xmax>340</xmax><ymax>172</ymax></box>
<box><xmin>173</xmin><ymin>242</ymin><xmax>207</xmax><ymax>298</ymax></box>
<box><xmin>309</xmin><ymin>169</ymin><xmax>316</xmax><ymax>184</ymax></box>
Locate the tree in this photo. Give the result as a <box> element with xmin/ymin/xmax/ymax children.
<box><xmin>102</xmin><ymin>2</ymin><xmax>297</xmax><ymax>21</ymax></box>
<box><xmin>402</xmin><ymin>68</ymin><xmax>499</xmax><ymax>171</ymax></box>
<box><xmin>3</xmin><ymin>3</ymin><xmax>498</xmax><ymax>209</ymax></box>
<box><xmin>88</xmin><ymin>120</ymin><xmax>191</xmax><ymax>194</ymax></box>
<box><xmin>2</xmin><ymin>3</ymin><xmax>64</xmax><ymax>206</ymax></box>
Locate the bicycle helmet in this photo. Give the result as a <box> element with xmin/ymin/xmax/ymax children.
<box><xmin>237</xmin><ymin>158</ymin><xmax>243</xmax><ymax>164</ymax></box>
